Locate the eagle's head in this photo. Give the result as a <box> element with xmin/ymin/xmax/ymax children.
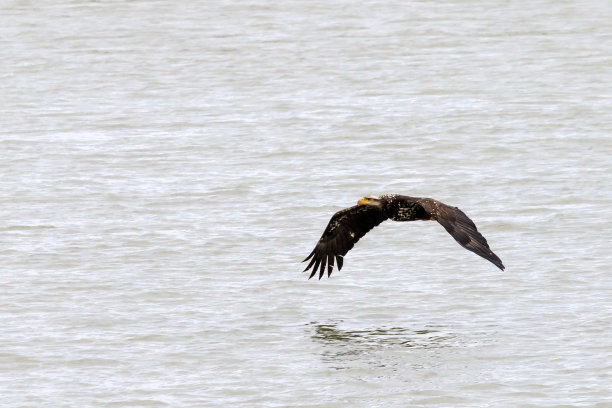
<box><xmin>357</xmin><ymin>195</ymin><xmax>382</xmax><ymax>207</ymax></box>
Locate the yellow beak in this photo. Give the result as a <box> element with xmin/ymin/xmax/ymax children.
<box><xmin>357</xmin><ymin>197</ymin><xmax>370</xmax><ymax>206</ymax></box>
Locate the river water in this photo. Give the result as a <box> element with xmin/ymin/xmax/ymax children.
<box><xmin>2</xmin><ymin>1</ymin><xmax>611</xmax><ymax>407</ymax></box>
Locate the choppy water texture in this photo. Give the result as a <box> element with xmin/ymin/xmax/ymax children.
<box><xmin>2</xmin><ymin>1</ymin><xmax>612</xmax><ymax>407</ymax></box>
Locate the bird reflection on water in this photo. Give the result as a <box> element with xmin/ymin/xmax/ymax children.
<box><xmin>309</xmin><ymin>321</ymin><xmax>458</xmax><ymax>370</ymax></box>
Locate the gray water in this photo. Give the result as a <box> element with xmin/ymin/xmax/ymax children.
<box><xmin>2</xmin><ymin>1</ymin><xmax>612</xmax><ymax>407</ymax></box>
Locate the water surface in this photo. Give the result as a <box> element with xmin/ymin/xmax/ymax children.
<box><xmin>1</xmin><ymin>1</ymin><xmax>611</xmax><ymax>407</ymax></box>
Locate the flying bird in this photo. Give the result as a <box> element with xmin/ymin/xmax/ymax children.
<box><xmin>303</xmin><ymin>194</ymin><xmax>504</xmax><ymax>279</ymax></box>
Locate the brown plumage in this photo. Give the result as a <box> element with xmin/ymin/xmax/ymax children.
<box><xmin>303</xmin><ymin>194</ymin><xmax>504</xmax><ymax>279</ymax></box>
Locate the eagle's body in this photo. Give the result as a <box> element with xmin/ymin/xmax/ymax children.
<box><xmin>303</xmin><ymin>194</ymin><xmax>504</xmax><ymax>279</ymax></box>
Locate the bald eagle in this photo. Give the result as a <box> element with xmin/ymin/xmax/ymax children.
<box><xmin>303</xmin><ymin>194</ymin><xmax>504</xmax><ymax>279</ymax></box>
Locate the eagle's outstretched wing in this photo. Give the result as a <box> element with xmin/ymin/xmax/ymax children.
<box><xmin>418</xmin><ymin>198</ymin><xmax>505</xmax><ymax>270</ymax></box>
<box><xmin>303</xmin><ymin>205</ymin><xmax>388</xmax><ymax>279</ymax></box>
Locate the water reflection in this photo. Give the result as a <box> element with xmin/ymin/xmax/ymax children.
<box><xmin>309</xmin><ymin>321</ymin><xmax>457</xmax><ymax>370</ymax></box>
